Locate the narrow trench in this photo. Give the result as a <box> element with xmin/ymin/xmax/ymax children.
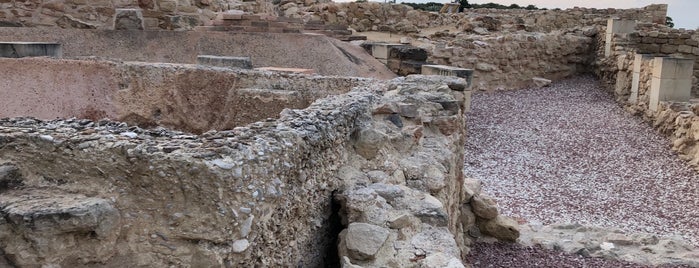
<box><xmin>323</xmin><ymin>190</ymin><xmax>344</xmax><ymax>268</ymax></box>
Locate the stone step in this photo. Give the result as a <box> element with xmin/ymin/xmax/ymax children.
<box><xmin>255</xmin><ymin>67</ymin><xmax>315</xmax><ymax>75</ymax></box>
<box><xmin>0</xmin><ymin>42</ymin><xmax>62</xmax><ymax>58</ymax></box>
<box><xmin>197</xmin><ymin>55</ymin><xmax>253</xmax><ymax>69</ymax></box>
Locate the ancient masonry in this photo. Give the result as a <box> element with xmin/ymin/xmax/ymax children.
<box><xmin>0</xmin><ymin>0</ymin><xmax>698</xmax><ymax>267</ymax></box>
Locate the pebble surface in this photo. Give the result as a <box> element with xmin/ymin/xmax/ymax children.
<box><xmin>466</xmin><ymin>242</ymin><xmax>694</xmax><ymax>268</ymax></box>
<box><xmin>463</xmin><ymin>76</ymin><xmax>699</xmax><ymax>246</ymax></box>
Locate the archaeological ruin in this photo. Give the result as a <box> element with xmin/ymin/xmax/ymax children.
<box><xmin>0</xmin><ymin>0</ymin><xmax>698</xmax><ymax>267</ymax></box>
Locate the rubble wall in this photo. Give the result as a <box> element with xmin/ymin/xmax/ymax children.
<box><xmin>0</xmin><ymin>28</ymin><xmax>396</xmax><ymax>79</ymax></box>
<box><xmin>428</xmin><ymin>32</ymin><xmax>594</xmax><ymax>90</ymax></box>
<box><xmin>0</xmin><ymin>57</ymin><xmax>371</xmax><ymax>133</ymax></box>
<box><xmin>595</xmin><ymin>23</ymin><xmax>699</xmax><ymax>168</ymax></box>
<box><xmin>295</xmin><ymin>3</ymin><xmax>665</xmax><ymax>33</ymax></box>
<box><xmin>0</xmin><ymin>0</ymin><xmax>276</xmax><ymax>29</ymax></box>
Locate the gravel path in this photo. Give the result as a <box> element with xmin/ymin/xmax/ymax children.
<box><xmin>463</xmin><ymin>76</ymin><xmax>699</xmax><ymax>246</ymax></box>
<box><xmin>466</xmin><ymin>242</ymin><xmax>693</xmax><ymax>268</ymax></box>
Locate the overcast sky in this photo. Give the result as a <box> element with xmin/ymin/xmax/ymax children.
<box><xmin>334</xmin><ymin>0</ymin><xmax>697</xmax><ymax>29</ymax></box>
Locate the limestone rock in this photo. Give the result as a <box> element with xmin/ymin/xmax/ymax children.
<box><xmin>56</xmin><ymin>15</ymin><xmax>97</xmax><ymax>29</ymax></box>
<box><xmin>341</xmin><ymin>256</ymin><xmax>364</xmax><ymax>268</ymax></box>
<box><xmin>462</xmin><ymin>177</ymin><xmax>481</xmax><ymax>201</ymax></box>
<box><xmin>471</xmin><ymin>194</ymin><xmax>498</xmax><ymax>220</ymax></box>
<box><xmin>421</xmin><ymin>252</ymin><xmax>465</xmax><ymax>268</ymax></box>
<box><xmin>114</xmin><ymin>9</ymin><xmax>144</xmax><ymax>30</ymax></box>
<box><xmin>340</xmin><ymin>222</ymin><xmax>390</xmax><ymax>261</ymax></box>
<box><xmin>353</xmin><ymin>128</ymin><xmax>387</xmax><ymax>160</ymax></box>
<box><xmin>479</xmin><ymin>215</ymin><xmax>520</xmax><ymax>242</ymax></box>
<box><xmin>232</xmin><ymin>239</ymin><xmax>249</xmax><ymax>253</ymax></box>
<box><xmin>473</xmin><ymin>27</ymin><xmax>489</xmax><ymax>35</ymax></box>
<box><xmin>533</xmin><ymin>77</ymin><xmax>552</xmax><ymax>87</ymax></box>
<box><xmin>459</xmin><ymin>203</ymin><xmax>476</xmax><ymax>228</ymax></box>
<box><xmin>0</xmin><ymin>164</ymin><xmax>23</xmax><ymax>191</ymax></box>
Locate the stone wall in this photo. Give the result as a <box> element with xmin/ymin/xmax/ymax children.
<box><xmin>595</xmin><ymin>21</ymin><xmax>699</xmax><ymax>169</ymax></box>
<box><xmin>0</xmin><ymin>55</ymin><xmax>518</xmax><ymax>266</ymax></box>
<box><xmin>0</xmin><ymin>57</ymin><xmax>373</xmax><ymax>134</ymax></box>
<box><xmin>428</xmin><ymin>32</ymin><xmax>594</xmax><ymax>90</ymax></box>
<box><xmin>0</xmin><ymin>0</ymin><xmax>279</xmax><ymax>29</ymax></box>
<box><xmin>290</xmin><ymin>3</ymin><xmax>666</xmax><ymax>34</ymax></box>
<box><xmin>0</xmin><ymin>28</ymin><xmax>396</xmax><ymax>79</ymax></box>
<box><xmin>596</xmin><ymin>22</ymin><xmax>699</xmax><ymax>100</ymax></box>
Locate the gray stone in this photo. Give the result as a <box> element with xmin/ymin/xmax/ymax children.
<box><xmin>421</xmin><ymin>252</ymin><xmax>465</xmax><ymax>268</ymax></box>
<box><xmin>533</xmin><ymin>77</ymin><xmax>552</xmax><ymax>87</ymax></box>
<box><xmin>342</xmin><ymin>222</ymin><xmax>390</xmax><ymax>260</ymax></box>
<box><xmin>459</xmin><ymin>203</ymin><xmax>476</xmax><ymax>227</ymax></box>
<box><xmin>353</xmin><ymin>128</ymin><xmax>387</xmax><ymax>160</ymax></box>
<box><xmin>368</xmin><ymin>183</ymin><xmax>404</xmax><ymax>202</ymax></box>
<box><xmin>114</xmin><ymin>9</ymin><xmax>145</xmax><ymax>30</ymax></box>
<box><xmin>479</xmin><ymin>215</ymin><xmax>520</xmax><ymax>242</ymax></box>
<box><xmin>471</xmin><ymin>194</ymin><xmax>498</xmax><ymax>220</ymax></box>
<box><xmin>240</xmin><ymin>215</ymin><xmax>254</xmax><ymax>237</ymax></box>
<box><xmin>56</xmin><ymin>15</ymin><xmax>98</xmax><ymax>29</ymax></box>
<box><xmin>341</xmin><ymin>256</ymin><xmax>363</xmax><ymax>268</ymax></box>
<box><xmin>0</xmin><ymin>42</ymin><xmax>62</xmax><ymax>58</ymax></box>
<box><xmin>231</xmin><ymin>239</ymin><xmax>249</xmax><ymax>253</ymax></box>
<box><xmin>197</xmin><ymin>55</ymin><xmax>253</xmax><ymax>69</ymax></box>
<box><xmin>462</xmin><ymin>177</ymin><xmax>482</xmax><ymax>201</ymax></box>
<box><xmin>473</xmin><ymin>27</ymin><xmax>489</xmax><ymax>35</ymax></box>
<box><xmin>388</xmin><ymin>214</ymin><xmax>414</xmax><ymax>229</ymax></box>
<box><xmin>0</xmin><ymin>164</ymin><xmax>22</xmax><ymax>191</ymax></box>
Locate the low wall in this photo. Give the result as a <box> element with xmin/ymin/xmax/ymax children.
<box><xmin>429</xmin><ymin>32</ymin><xmax>594</xmax><ymax>90</ymax></box>
<box><xmin>0</xmin><ymin>28</ymin><xmax>396</xmax><ymax>79</ymax></box>
<box><xmin>0</xmin><ymin>57</ymin><xmax>371</xmax><ymax>133</ymax></box>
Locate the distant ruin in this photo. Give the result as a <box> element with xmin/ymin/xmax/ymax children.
<box><xmin>1</xmin><ymin>0</ymin><xmax>698</xmax><ymax>267</ymax></box>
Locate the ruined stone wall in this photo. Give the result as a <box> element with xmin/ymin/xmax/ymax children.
<box><xmin>595</xmin><ymin>23</ymin><xmax>699</xmax><ymax>169</ymax></box>
<box><xmin>0</xmin><ymin>57</ymin><xmax>371</xmax><ymax>134</ymax></box>
<box><xmin>596</xmin><ymin>24</ymin><xmax>699</xmax><ymax>100</ymax></box>
<box><xmin>0</xmin><ymin>54</ymin><xmax>514</xmax><ymax>266</ymax></box>
<box><xmin>428</xmin><ymin>32</ymin><xmax>593</xmax><ymax>90</ymax></box>
<box><xmin>293</xmin><ymin>3</ymin><xmax>665</xmax><ymax>34</ymax></box>
<box><xmin>0</xmin><ymin>0</ymin><xmax>278</xmax><ymax>29</ymax></box>
<box><xmin>0</xmin><ymin>28</ymin><xmax>396</xmax><ymax>79</ymax></box>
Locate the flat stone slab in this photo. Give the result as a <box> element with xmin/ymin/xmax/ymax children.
<box><xmin>255</xmin><ymin>67</ymin><xmax>315</xmax><ymax>74</ymax></box>
<box><xmin>197</xmin><ymin>55</ymin><xmax>253</xmax><ymax>69</ymax></box>
<box><xmin>0</xmin><ymin>42</ymin><xmax>62</xmax><ymax>58</ymax></box>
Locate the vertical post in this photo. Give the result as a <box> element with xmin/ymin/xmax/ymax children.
<box><xmin>604</xmin><ymin>19</ymin><xmax>637</xmax><ymax>57</ymax></box>
<box><xmin>649</xmin><ymin>57</ymin><xmax>695</xmax><ymax>111</ymax></box>
<box><xmin>629</xmin><ymin>53</ymin><xmax>653</xmax><ymax>104</ymax></box>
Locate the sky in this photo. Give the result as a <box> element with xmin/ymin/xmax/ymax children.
<box><xmin>334</xmin><ymin>0</ymin><xmax>698</xmax><ymax>29</ymax></box>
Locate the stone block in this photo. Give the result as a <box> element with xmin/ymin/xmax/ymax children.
<box><xmin>340</xmin><ymin>223</ymin><xmax>390</xmax><ymax>261</ymax></box>
<box><xmin>605</xmin><ymin>19</ymin><xmax>636</xmax><ymax>57</ymax></box>
<box><xmin>114</xmin><ymin>8</ymin><xmax>144</xmax><ymax>30</ymax></box>
<box><xmin>660</xmin><ymin>44</ymin><xmax>678</xmax><ymax>54</ymax></box>
<box><xmin>370</xmin><ymin>43</ymin><xmax>403</xmax><ymax>60</ymax></box>
<box><xmin>649</xmin><ymin>78</ymin><xmax>692</xmax><ymax>111</ymax></box>
<box><xmin>197</xmin><ymin>55</ymin><xmax>252</xmax><ymax>69</ymax></box>
<box><xmin>0</xmin><ymin>42</ymin><xmax>62</xmax><ymax>58</ymax></box>
<box><xmin>652</xmin><ymin>57</ymin><xmax>694</xmax><ymax>79</ymax></box>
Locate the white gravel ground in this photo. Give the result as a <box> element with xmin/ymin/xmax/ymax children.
<box><xmin>464</xmin><ymin>76</ymin><xmax>699</xmax><ymax>246</ymax></box>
